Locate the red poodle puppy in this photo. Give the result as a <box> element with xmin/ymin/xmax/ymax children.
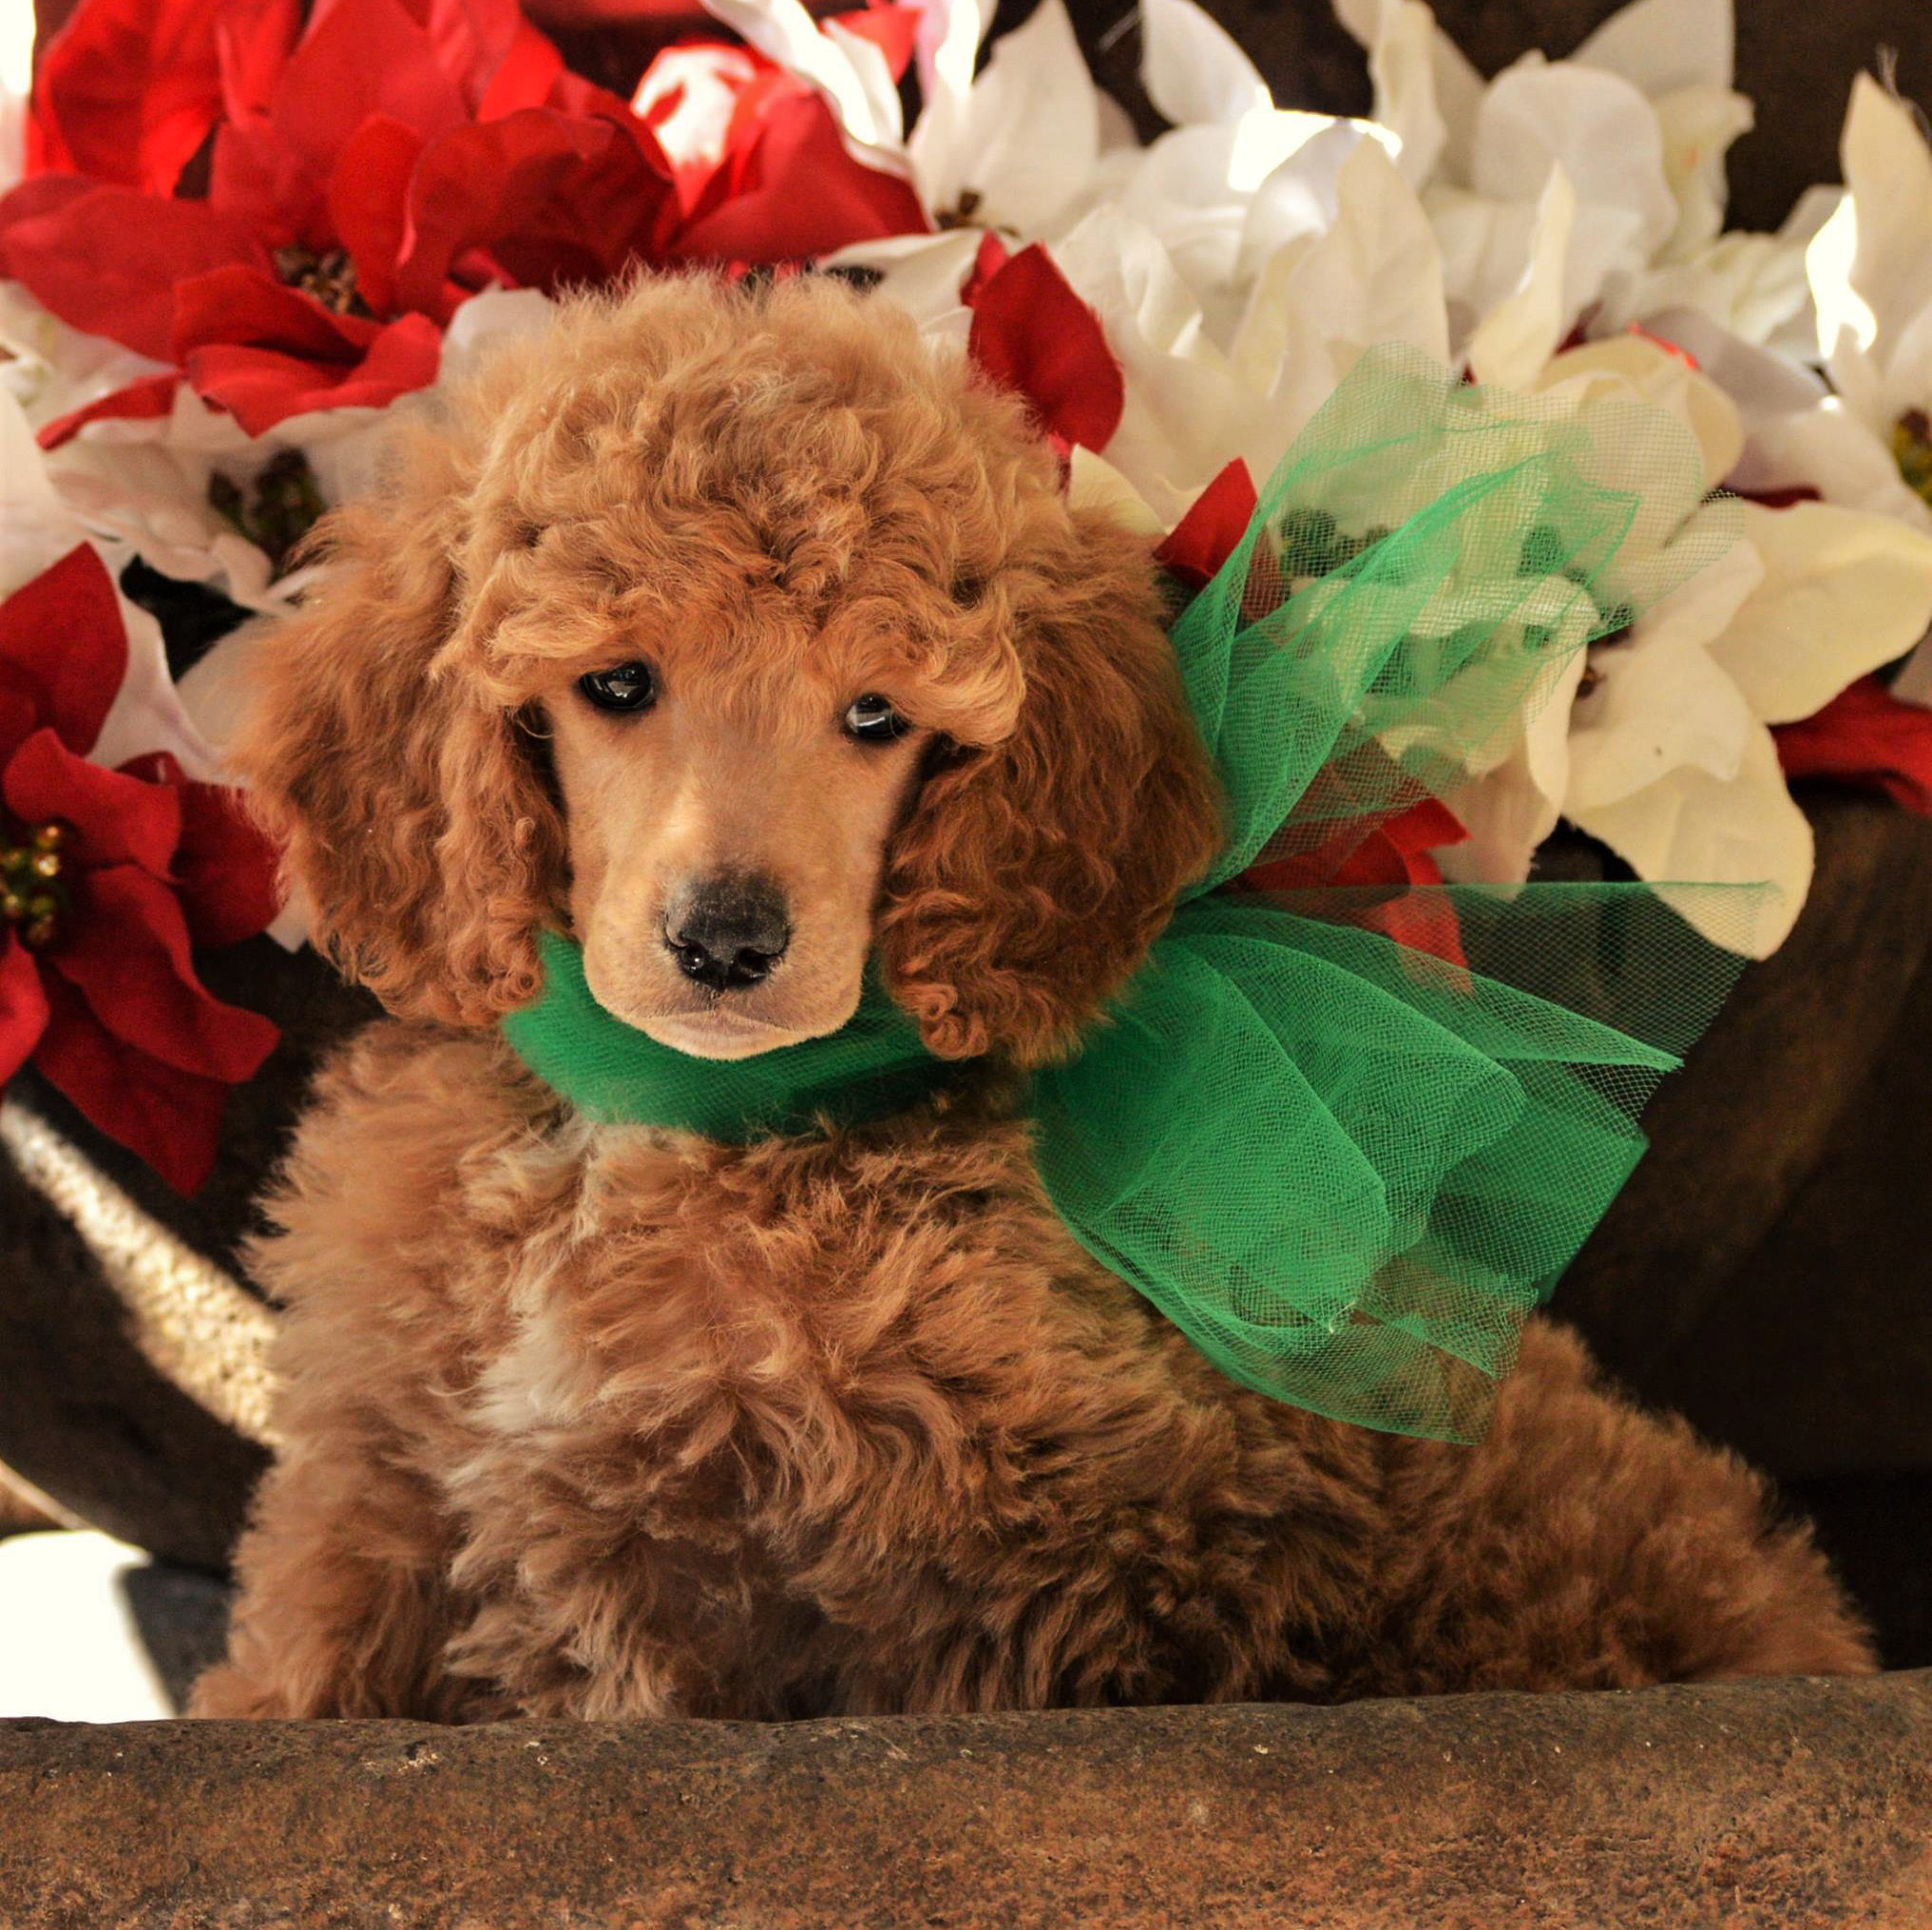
<box><xmin>192</xmin><ymin>274</ymin><xmax>1871</xmax><ymax>1721</ymax></box>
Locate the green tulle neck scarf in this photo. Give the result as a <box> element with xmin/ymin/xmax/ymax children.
<box><xmin>502</xmin><ymin>348</ymin><xmax>1763</xmax><ymax>1443</ymax></box>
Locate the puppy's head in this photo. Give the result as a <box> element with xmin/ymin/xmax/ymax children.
<box><xmin>236</xmin><ymin>274</ymin><xmax>1222</xmax><ymax>1068</ymax></box>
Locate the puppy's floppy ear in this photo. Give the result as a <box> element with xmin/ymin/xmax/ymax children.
<box><xmin>878</xmin><ymin>508</ymin><xmax>1223</xmax><ymax>1066</ymax></box>
<box><xmin>226</xmin><ymin>418</ymin><xmax>566</xmax><ymax>1027</ymax></box>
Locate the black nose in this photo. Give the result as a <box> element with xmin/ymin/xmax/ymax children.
<box><xmin>664</xmin><ymin>874</ymin><xmax>791</xmax><ymax>992</ymax></box>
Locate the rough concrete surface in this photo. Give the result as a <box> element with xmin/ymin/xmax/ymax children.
<box><xmin>1</xmin><ymin>1672</ymin><xmax>1927</xmax><ymax>1929</ymax></box>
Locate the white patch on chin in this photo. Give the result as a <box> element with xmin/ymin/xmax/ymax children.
<box><xmin>641</xmin><ymin>1009</ymin><xmax>830</xmax><ymax>1061</ymax></box>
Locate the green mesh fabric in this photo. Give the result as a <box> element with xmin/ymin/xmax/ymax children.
<box><xmin>501</xmin><ymin>346</ymin><xmax>1766</xmax><ymax>1442</ymax></box>
<box><xmin>504</xmin><ymin>931</ymin><xmax>952</xmax><ymax>1138</ymax></box>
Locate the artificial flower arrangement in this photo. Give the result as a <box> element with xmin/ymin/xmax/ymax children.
<box><xmin>3</xmin><ymin>0</ymin><xmax>1932</xmax><ymax>1195</ymax></box>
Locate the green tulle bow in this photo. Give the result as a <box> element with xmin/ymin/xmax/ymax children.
<box><xmin>503</xmin><ymin>348</ymin><xmax>1766</xmax><ymax>1442</ymax></box>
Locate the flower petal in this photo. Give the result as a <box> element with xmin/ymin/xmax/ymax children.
<box><xmin>908</xmin><ymin>0</ymin><xmax>1097</xmax><ymax>235</ymax></box>
<box><xmin>1708</xmin><ymin>502</ymin><xmax>1932</xmax><ymax>725</ymax></box>
<box><xmin>0</xmin><ymin>182</ymin><xmax>260</xmax><ymax>363</ymax></box>
<box><xmin>30</xmin><ymin>970</ymin><xmax>237</xmax><ymax>1194</ymax></box>
<box><xmin>1140</xmin><ymin>0</ymin><xmax>1272</xmax><ymax>129</ymax></box>
<box><xmin>1838</xmin><ymin>73</ymin><xmax>1932</xmax><ymax>351</ymax></box>
<box><xmin>1572</xmin><ymin>0</ymin><xmax>1732</xmax><ymax>94</ymax></box>
<box><xmin>3</xmin><ymin>728</ymin><xmax>182</xmax><ymax>874</ymax></box>
<box><xmin>0</xmin><ymin>934</ymin><xmax>51</xmax><ymax>1089</ymax></box>
<box><xmin>117</xmin><ymin>755</ymin><xmax>283</xmax><ymax>949</ymax></box>
<box><xmin>966</xmin><ymin>242</ymin><xmax>1125</xmax><ymax>454</ymax></box>
<box><xmin>1775</xmin><ymin>674</ymin><xmax>1932</xmax><ymax>814</ymax></box>
<box><xmin>675</xmin><ymin>92</ymin><xmax>925</xmax><ymax>264</ymax></box>
<box><xmin>36</xmin><ymin>374</ymin><xmax>183</xmax><ymax>453</ymax></box>
<box><xmin>397</xmin><ymin>108</ymin><xmax>675</xmax><ymax>313</ymax></box>
<box><xmin>183</xmin><ymin>313</ymin><xmax>444</xmax><ymax>436</ymax></box>
<box><xmin>48</xmin><ymin>862</ymin><xmax>279</xmax><ymax>1085</ymax></box>
<box><xmin>0</xmin><ymin>545</ymin><xmax>129</xmax><ymax>756</ymax></box>
<box><xmin>1154</xmin><ymin>457</ymin><xmax>1258</xmax><ymax>588</ymax></box>
<box><xmin>1465</xmin><ymin>162</ymin><xmax>1575</xmax><ymax>390</ymax></box>
<box><xmin>1567</xmin><ymin>722</ymin><xmax>1810</xmax><ymax>957</ymax></box>
<box><xmin>26</xmin><ymin>0</ymin><xmax>297</xmax><ymax>193</ymax></box>
<box><xmin>327</xmin><ymin>113</ymin><xmax>425</xmax><ymax>316</ymax></box>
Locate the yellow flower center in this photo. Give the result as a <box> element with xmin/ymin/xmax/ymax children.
<box><xmin>1</xmin><ymin>820</ymin><xmax>67</xmax><ymax>948</ymax></box>
<box><xmin>272</xmin><ymin>244</ymin><xmax>374</xmax><ymax>319</ymax></box>
<box><xmin>1894</xmin><ymin>410</ymin><xmax>1932</xmax><ymax>507</ymax></box>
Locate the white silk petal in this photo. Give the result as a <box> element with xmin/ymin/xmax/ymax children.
<box><xmin>1566</xmin><ymin>724</ymin><xmax>1811</xmax><ymax>957</ymax></box>
<box><xmin>1471</xmin><ymin>57</ymin><xmax>1675</xmax><ymax>251</ymax></box>
<box><xmin>1533</xmin><ymin>334</ymin><xmax>1745</xmax><ymax>491</ymax></box>
<box><xmin>1065</xmin><ymin>449</ymin><xmax>1168</xmax><ymax>536</ymax></box>
<box><xmin>1839</xmin><ymin>73</ymin><xmax>1932</xmax><ymax>350</ymax></box>
<box><xmin>1649</xmin><ymin>82</ymin><xmax>1753</xmax><ymax>260</ymax></box>
<box><xmin>1434</xmin><ymin>653</ymin><xmax>1583</xmax><ymax>888</ymax></box>
<box><xmin>1465</xmin><ymin>164</ymin><xmax>1575</xmax><ymax>390</ymax></box>
<box><xmin>909</xmin><ymin>0</ymin><xmax>1098</xmax><ymax>234</ymax></box>
<box><xmin>1707</xmin><ymin>501</ymin><xmax>1932</xmax><ymax>723</ymax></box>
<box><xmin>1572</xmin><ymin>0</ymin><xmax>1733</xmax><ymax>97</ymax></box>
<box><xmin>1140</xmin><ymin>0</ymin><xmax>1272</xmax><ymax>128</ymax></box>
<box><xmin>700</xmin><ymin>0</ymin><xmax>895</xmax><ymax>148</ymax></box>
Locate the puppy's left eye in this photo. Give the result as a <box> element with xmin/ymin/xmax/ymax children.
<box><xmin>579</xmin><ymin>661</ymin><xmax>658</xmax><ymax>714</ymax></box>
<box><xmin>843</xmin><ymin>694</ymin><xmax>910</xmax><ymax>744</ymax></box>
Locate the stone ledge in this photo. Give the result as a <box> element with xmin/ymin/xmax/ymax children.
<box><xmin>3</xmin><ymin>1672</ymin><xmax>1927</xmax><ymax>1929</ymax></box>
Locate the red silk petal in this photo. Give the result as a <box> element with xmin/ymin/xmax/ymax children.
<box><xmin>118</xmin><ymin>755</ymin><xmax>284</xmax><ymax>949</ymax></box>
<box><xmin>217</xmin><ymin>0</ymin><xmax>304</xmax><ymax>124</ymax></box>
<box><xmin>1155</xmin><ymin>459</ymin><xmax>1259</xmax><ymax>591</ymax></box>
<box><xmin>966</xmin><ymin>243</ymin><xmax>1124</xmax><ymax>455</ymax></box>
<box><xmin>1774</xmin><ymin>676</ymin><xmax>1932</xmax><ymax>815</ymax></box>
<box><xmin>0</xmin><ymin>182</ymin><xmax>260</xmax><ymax>362</ymax></box>
<box><xmin>392</xmin><ymin>0</ymin><xmax>532</xmax><ymax>111</ymax></box>
<box><xmin>0</xmin><ymin>547</ymin><xmax>129</xmax><ymax>757</ymax></box>
<box><xmin>327</xmin><ymin>114</ymin><xmax>425</xmax><ymax>315</ymax></box>
<box><xmin>184</xmin><ymin>312</ymin><xmax>444</xmax><ymax>434</ymax></box>
<box><xmin>960</xmin><ymin>229</ymin><xmax>1009</xmax><ymax>307</ymax></box>
<box><xmin>0</xmin><ymin>936</ymin><xmax>51</xmax><ymax>1090</ymax></box>
<box><xmin>674</xmin><ymin>91</ymin><xmax>928</xmax><ymax>264</ymax></box>
<box><xmin>26</xmin><ymin>0</ymin><xmax>291</xmax><ymax>193</ymax></box>
<box><xmin>267</xmin><ymin>0</ymin><xmax>469</xmax><ymax>173</ymax></box>
<box><xmin>478</xmin><ymin>16</ymin><xmax>572</xmax><ymax>116</ymax></box>
<box><xmin>3</xmin><ymin>729</ymin><xmax>183</xmax><ymax>875</ymax></box>
<box><xmin>31</xmin><ymin>972</ymin><xmax>235</xmax><ymax>1194</ymax></box>
<box><xmin>828</xmin><ymin>6</ymin><xmax>920</xmax><ymax>79</ymax></box>
<box><xmin>48</xmin><ymin>864</ymin><xmax>280</xmax><ymax>1086</ymax></box>
<box><xmin>36</xmin><ymin>374</ymin><xmax>182</xmax><ymax>453</ymax></box>
<box><xmin>1735</xmin><ymin>484</ymin><xmax>1824</xmax><ymax>510</ymax></box>
<box><xmin>394</xmin><ymin>107</ymin><xmax>675</xmax><ymax>313</ymax></box>
<box><xmin>173</xmin><ymin>263</ymin><xmax>383</xmax><ymax>365</ymax></box>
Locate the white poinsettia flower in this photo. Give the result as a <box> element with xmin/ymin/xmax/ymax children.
<box><xmin>835</xmin><ymin>121</ymin><xmax>1450</xmax><ymax>527</ymax></box>
<box><xmin>4</xmin><ymin>283</ymin><xmax>557</xmax><ymax>621</ymax></box>
<box><xmin>1803</xmin><ymin>74</ymin><xmax>1932</xmax><ymax>694</ymax></box>
<box><xmin>1444</xmin><ymin>483</ymin><xmax>1932</xmax><ymax>954</ymax></box>
<box><xmin>907</xmin><ymin>0</ymin><xmax>1100</xmax><ymax>234</ymax></box>
<box><xmin>1336</xmin><ymin>0</ymin><xmax>1678</xmax><ymax>351</ymax></box>
<box><xmin>700</xmin><ymin>0</ymin><xmax>905</xmax><ymax>150</ymax></box>
<box><xmin>1333</xmin><ymin>0</ymin><xmax>1814</xmax><ymax>363</ymax></box>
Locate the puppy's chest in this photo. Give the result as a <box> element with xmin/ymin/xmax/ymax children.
<box><xmin>450</xmin><ymin>1118</ymin><xmax>1093</xmax><ymax>1496</ymax></box>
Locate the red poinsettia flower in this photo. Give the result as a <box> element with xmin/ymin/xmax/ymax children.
<box><xmin>25</xmin><ymin>0</ymin><xmax>298</xmax><ymax>194</ymax></box>
<box><xmin>0</xmin><ymin>545</ymin><xmax>282</xmax><ymax>1193</ymax></box>
<box><xmin>2</xmin><ymin>0</ymin><xmax>679</xmax><ymax>434</ymax></box>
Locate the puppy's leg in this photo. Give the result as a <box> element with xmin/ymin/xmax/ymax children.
<box><xmin>190</xmin><ymin>1424</ymin><xmax>475</xmax><ymax>1721</ymax></box>
<box><xmin>1354</xmin><ymin>1320</ymin><xmax>1877</xmax><ymax>1695</ymax></box>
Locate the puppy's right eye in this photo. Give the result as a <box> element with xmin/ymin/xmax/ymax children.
<box><xmin>578</xmin><ymin>661</ymin><xmax>658</xmax><ymax>714</ymax></box>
